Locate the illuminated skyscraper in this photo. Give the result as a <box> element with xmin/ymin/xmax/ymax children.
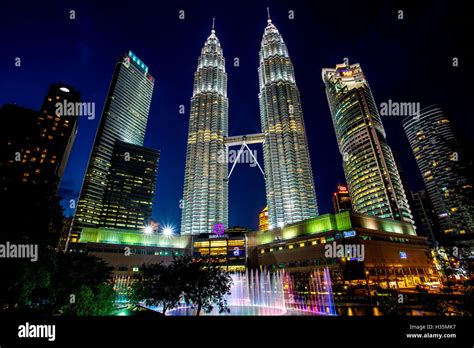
<box><xmin>181</xmin><ymin>26</ymin><xmax>229</xmax><ymax>235</ymax></box>
<box><xmin>258</xmin><ymin>206</ymin><xmax>269</xmax><ymax>231</ymax></box>
<box><xmin>71</xmin><ymin>51</ymin><xmax>155</xmax><ymax>243</ymax></box>
<box><xmin>322</xmin><ymin>63</ymin><xmax>413</xmax><ymax>224</ymax></box>
<box><xmin>333</xmin><ymin>185</ymin><xmax>352</xmax><ymax>214</ymax></box>
<box><xmin>403</xmin><ymin>106</ymin><xmax>473</xmax><ymax>243</ymax></box>
<box><xmin>258</xmin><ymin>18</ymin><xmax>318</xmax><ymax>229</ymax></box>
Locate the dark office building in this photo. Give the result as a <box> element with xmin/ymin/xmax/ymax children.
<box><xmin>410</xmin><ymin>190</ymin><xmax>437</xmax><ymax>246</ymax></box>
<box><xmin>100</xmin><ymin>140</ymin><xmax>159</xmax><ymax>230</ymax></box>
<box><xmin>0</xmin><ymin>84</ymin><xmax>79</xmax><ymax>247</ymax></box>
<box><xmin>0</xmin><ymin>84</ymin><xmax>79</xmax><ymax>194</ymax></box>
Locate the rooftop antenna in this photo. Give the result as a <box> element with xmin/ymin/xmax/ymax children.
<box><xmin>267</xmin><ymin>7</ymin><xmax>271</xmax><ymax>23</ymax></box>
<box><xmin>212</xmin><ymin>17</ymin><xmax>215</xmax><ymax>33</ymax></box>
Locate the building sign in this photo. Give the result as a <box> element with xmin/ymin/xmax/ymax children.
<box><xmin>230</xmin><ymin>247</ymin><xmax>243</xmax><ymax>257</ymax></box>
<box><xmin>343</xmin><ymin>230</ymin><xmax>356</xmax><ymax>238</ymax></box>
<box><xmin>338</xmin><ymin>185</ymin><xmax>348</xmax><ymax>193</ymax></box>
<box><xmin>209</xmin><ymin>233</ymin><xmax>229</xmax><ymax>239</ymax></box>
<box><xmin>399</xmin><ymin>251</ymin><xmax>407</xmax><ymax>259</ymax></box>
<box><xmin>340</xmin><ymin>70</ymin><xmax>353</xmax><ymax>77</ymax></box>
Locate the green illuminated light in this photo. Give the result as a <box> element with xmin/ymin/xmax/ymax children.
<box><xmin>256</xmin><ymin>212</ymin><xmax>353</xmax><ymax>245</ymax></box>
<box><xmin>79</xmin><ymin>227</ymin><xmax>191</xmax><ymax>248</ymax></box>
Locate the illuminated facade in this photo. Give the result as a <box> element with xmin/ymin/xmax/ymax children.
<box><xmin>71</xmin><ymin>51</ymin><xmax>155</xmax><ymax>243</ymax></box>
<box><xmin>0</xmin><ymin>85</ymin><xmax>79</xmax><ymax>194</ymax></box>
<box><xmin>192</xmin><ymin>226</ymin><xmax>248</xmax><ymax>271</ymax></box>
<box><xmin>181</xmin><ymin>27</ymin><xmax>228</xmax><ymax>235</ymax></box>
<box><xmin>100</xmin><ymin>141</ymin><xmax>159</xmax><ymax>229</ymax></box>
<box><xmin>259</xmin><ymin>206</ymin><xmax>269</xmax><ymax>231</ymax></box>
<box><xmin>333</xmin><ymin>185</ymin><xmax>352</xmax><ymax>213</ymax></box>
<box><xmin>403</xmin><ymin>106</ymin><xmax>473</xmax><ymax>243</ymax></box>
<box><xmin>259</xmin><ymin>18</ymin><xmax>318</xmax><ymax>229</ymax></box>
<box><xmin>322</xmin><ymin>63</ymin><xmax>413</xmax><ymax>224</ymax></box>
<box><xmin>249</xmin><ymin>211</ymin><xmax>438</xmax><ymax>289</ymax></box>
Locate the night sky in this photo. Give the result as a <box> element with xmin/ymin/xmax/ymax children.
<box><xmin>1</xmin><ymin>0</ymin><xmax>472</xmax><ymax>231</ymax></box>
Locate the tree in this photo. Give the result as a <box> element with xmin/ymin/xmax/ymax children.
<box><xmin>0</xmin><ymin>180</ymin><xmax>66</xmax><ymax>310</ymax></box>
<box><xmin>379</xmin><ymin>295</ymin><xmax>410</xmax><ymax>316</ymax></box>
<box><xmin>177</xmin><ymin>256</ymin><xmax>232</xmax><ymax>316</ymax></box>
<box><xmin>61</xmin><ymin>284</ymin><xmax>116</xmax><ymax>316</ymax></box>
<box><xmin>13</xmin><ymin>249</ymin><xmax>115</xmax><ymax>316</ymax></box>
<box><xmin>130</xmin><ymin>263</ymin><xmax>181</xmax><ymax>315</ymax></box>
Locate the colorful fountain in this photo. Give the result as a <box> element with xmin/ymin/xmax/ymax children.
<box><xmin>165</xmin><ymin>267</ymin><xmax>336</xmax><ymax>316</ymax></box>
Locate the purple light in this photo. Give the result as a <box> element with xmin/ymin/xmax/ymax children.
<box><xmin>213</xmin><ymin>223</ymin><xmax>225</xmax><ymax>236</ymax></box>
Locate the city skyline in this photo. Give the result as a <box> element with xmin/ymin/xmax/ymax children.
<box><xmin>1</xmin><ymin>1</ymin><xmax>472</xmax><ymax>231</ymax></box>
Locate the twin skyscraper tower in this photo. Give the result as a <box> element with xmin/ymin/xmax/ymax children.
<box><xmin>71</xmin><ymin>17</ymin><xmax>319</xmax><ymax>241</ymax></box>
<box><xmin>181</xmin><ymin>18</ymin><xmax>318</xmax><ymax>235</ymax></box>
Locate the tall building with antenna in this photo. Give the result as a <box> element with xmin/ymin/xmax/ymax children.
<box><xmin>258</xmin><ymin>11</ymin><xmax>319</xmax><ymax>228</ymax></box>
<box><xmin>181</xmin><ymin>21</ymin><xmax>229</xmax><ymax>235</ymax></box>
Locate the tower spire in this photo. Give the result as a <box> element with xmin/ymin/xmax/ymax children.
<box><xmin>212</xmin><ymin>17</ymin><xmax>215</xmax><ymax>33</ymax></box>
<box><xmin>267</xmin><ymin>7</ymin><xmax>271</xmax><ymax>23</ymax></box>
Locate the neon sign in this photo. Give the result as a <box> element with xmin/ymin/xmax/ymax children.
<box><xmin>340</xmin><ymin>70</ymin><xmax>353</xmax><ymax>77</ymax></box>
<box><xmin>338</xmin><ymin>185</ymin><xmax>348</xmax><ymax>193</ymax></box>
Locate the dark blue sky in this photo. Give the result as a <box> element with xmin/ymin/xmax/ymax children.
<box><xmin>1</xmin><ymin>0</ymin><xmax>472</xmax><ymax>231</ymax></box>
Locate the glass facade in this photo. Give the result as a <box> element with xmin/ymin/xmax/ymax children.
<box><xmin>322</xmin><ymin>63</ymin><xmax>413</xmax><ymax>224</ymax></box>
<box><xmin>258</xmin><ymin>19</ymin><xmax>318</xmax><ymax>229</ymax></box>
<box><xmin>181</xmin><ymin>29</ymin><xmax>229</xmax><ymax>235</ymax></box>
<box><xmin>71</xmin><ymin>51</ymin><xmax>155</xmax><ymax>243</ymax></box>
<box><xmin>403</xmin><ymin>106</ymin><xmax>473</xmax><ymax>240</ymax></box>
<box><xmin>193</xmin><ymin>233</ymin><xmax>246</xmax><ymax>271</ymax></box>
<box><xmin>100</xmin><ymin>140</ymin><xmax>159</xmax><ymax>229</ymax></box>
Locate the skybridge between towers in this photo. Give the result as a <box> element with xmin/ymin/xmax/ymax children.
<box><xmin>224</xmin><ymin>133</ymin><xmax>265</xmax><ymax>179</ymax></box>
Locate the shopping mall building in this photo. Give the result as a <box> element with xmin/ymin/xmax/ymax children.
<box><xmin>74</xmin><ymin>211</ymin><xmax>439</xmax><ymax>294</ymax></box>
